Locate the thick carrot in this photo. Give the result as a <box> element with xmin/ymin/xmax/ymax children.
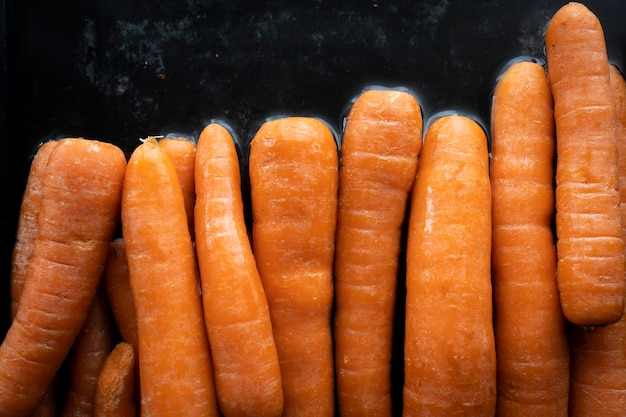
<box><xmin>194</xmin><ymin>123</ymin><xmax>283</xmax><ymax>417</ymax></box>
<box><xmin>545</xmin><ymin>1</ymin><xmax>625</xmax><ymax>325</ymax></box>
<box><xmin>10</xmin><ymin>140</ymin><xmax>58</xmax><ymax>319</ymax></box>
<box><xmin>490</xmin><ymin>60</ymin><xmax>569</xmax><ymax>416</ymax></box>
<box><xmin>61</xmin><ymin>287</ymin><xmax>115</xmax><ymax>417</ymax></box>
<box><xmin>0</xmin><ymin>137</ymin><xmax>126</xmax><ymax>417</ymax></box>
<box><xmin>333</xmin><ymin>88</ymin><xmax>422</xmax><ymax>417</ymax></box>
<box><xmin>159</xmin><ymin>136</ymin><xmax>196</xmax><ymax>238</ymax></box>
<box><xmin>403</xmin><ymin>114</ymin><xmax>495</xmax><ymax>416</ymax></box>
<box><xmin>249</xmin><ymin>117</ymin><xmax>338</xmax><ymax>417</ymax></box>
<box><xmin>94</xmin><ymin>342</ymin><xmax>137</xmax><ymax>417</ymax></box>
<box><xmin>121</xmin><ymin>136</ymin><xmax>219</xmax><ymax>417</ymax></box>
<box><xmin>102</xmin><ymin>238</ymin><xmax>138</xmax><ymax>350</ymax></box>
<box><xmin>567</xmin><ymin>63</ymin><xmax>626</xmax><ymax>417</ymax></box>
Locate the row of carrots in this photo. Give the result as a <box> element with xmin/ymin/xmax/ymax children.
<box><xmin>1</xmin><ymin>2</ymin><xmax>626</xmax><ymax>416</ymax></box>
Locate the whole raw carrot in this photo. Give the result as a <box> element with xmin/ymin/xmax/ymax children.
<box><xmin>567</xmin><ymin>63</ymin><xmax>626</xmax><ymax>417</ymax></box>
<box><xmin>61</xmin><ymin>287</ymin><xmax>115</xmax><ymax>417</ymax></box>
<box><xmin>249</xmin><ymin>117</ymin><xmax>338</xmax><ymax>417</ymax></box>
<box><xmin>403</xmin><ymin>114</ymin><xmax>495</xmax><ymax>417</ymax></box>
<box><xmin>194</xmin><ymin>123</ymin><xmax>283</xmax><ymax>417</ymax></box>
<box><xmin>0</xmin><ymin>137</ymin><xmax>126</xmax><ymax>417</ymax></box>
<box><xmin>545</xmin><ymin>1</ymin><xmax>625</xmax><ymax>325</ymax></box>
<box><xmin>94</xmin><ymin>342</ymin><xmax>137</xmax><ymax>417</ymax></box>
<box><xmin>333</xmin><ymin>88</ymin><xmax>422</xmax><ymax>417</ymax></box>
<box><xmin>121</xmin><ymin>137</ymin><xmax>219</xmax><ymax>417</ymax></box>
<box><xmin>159</xmin><ymin>136</ymin><xmax>196</xmax><ymax>238</ymax></box>
<box><xmin>490</xmin><ymin>60</ymin><xmax>569</xmax><ymax>416</ymax></box>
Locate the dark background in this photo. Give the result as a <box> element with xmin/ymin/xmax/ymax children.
<box><xmin>2</xmin><ymin>0</ymin><xmax>626</xmax><ymax>411</ymax></box>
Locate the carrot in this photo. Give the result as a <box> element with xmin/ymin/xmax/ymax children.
<box><xmin>333</xmin><ymin>88</ymin><xmax>422</xmax><ymax>417</ymax></box>
<box><xmin>61</xmin><ymin>287</ymin><xmax>115</xmax><ymax>417</ymax></box>
<box><xmin>490</xmin><ymin>60</ymin><xmax>570</xmax><ymax>416</ymax></box>
<box><xmin>0</xmin><ymin>137</ymin><xmax>126</xmax><ymax>417</ymax></box>
<box><xmin>249</xmin><ymin>117</ymin><xmax>338</xmax><ymax>417</ymax></box>
<box><xmin>194</xmin><ymin>123</ymin><xmax>283</xmax><ymax>417</ymax></box>
<box><xmin>94</xmin><ymin>342</ymin><xmax>137</xmax><ymax>417</ymax></box>
<box><xmin>102</xmin><ymin>238</ymin><xmax>138</xmax><ymax>350</ymax></box>
<box><xmin>159</xmin><ymin>136</ymin><xmax>196</xmax><ymax>238</ymax></box>
<box><xmin>545</xmin><ymin>1</ymin><xmax>625</xmax><ymax>326</ymax></box>
<box><xmin>9</xmin><ymin>140</ymin><xmax>58</xmax><ymax>319</ymax></box>
<box><xmin>403</xmin><ymin>114</ymin><xmax>495</xmax><ymax>416</ymax></box>
<box><xmin>121</xmin><ymin>136</ymin><xmax>219</xmax><ymax>417</ymax></box>
<box><xmin>567</xmin><ymin>63</ymin><xmax>626</xmax><ymax>417</ymax></box>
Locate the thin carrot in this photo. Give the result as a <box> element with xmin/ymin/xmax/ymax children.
<box><xmin>403</xmin><ymin>114</ymin><xmax>496</xmax><ymax>416</ymax></box>
<box><xmin>249</xmin><ymin>117</ymin><xmax>338</xmax><ymax>417</ymax></box>
<box><xmin>194</xmin><ymin>123</ymin><xmax>283</xmax><ymax>417</ymax></box>
<box><xmin>333</xmin><ymin>88</ymin><xmax>422</xmax><ymax>417</ymax></box>
<box><xmin>61</xmin><ymin>287</ymin><xmax>115</xmax><ymax>417</ymax></box>
<box><xmin>490</xmin><ymin>60</ymin><xmax>569</xmax><ymax>416</ymax></box>
<box><xmin>0</xmin><ymin>137</ymin><xmax>126</xmax><ymax>417</ymax></box>
<box><xmin>159</xmin><ymin>136</ymin><xmax>196</xmax><ymax>238</ymax></box>
<box><xmin>94</xmin><ymin>342</ymin><xmax>137</xmax><ymax>417</ymax></box>
<box><xmin>121</xmin><ymin>136</ymin><xmax>219</xmax><ymax>417</ymax></box>
<box><xmin>545</xmin><ymin>1</ymin><xmax>625</xmax><ymax>326</ymax></box>
<box><xmin>567</xmin><ymin>63</ymin><xmax>626</xmax><ymax>417</ymax></box>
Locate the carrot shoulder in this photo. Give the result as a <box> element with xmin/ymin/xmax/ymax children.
<box><xmin>0</xmin><ymin>138</ymin><xmax>126</xmax><ymax>417</ymax></box>
<box><xmin>545</xmin><ymin>1</ymin><xmax>625</xmax><ymax>325</ymax></box>
<box><xmin>94</xmin><ymin>342</ymin><xmax>137</xmax><ymax>417</ymax></box>
<box><xmin>403</xmin><ymin>115</ymin><xmax>495</xmax><ymax>416</ymax></box>
<box><xmin>194</xmin><ymin>123</ymin><xmax>283</xmax><ymax>417</ymax></box>
<box><xmin>121</xmin><ymin>137</ymin><xmax>219</xmax><ymax>417</ymax></box>
<box><xmin>490</xmin><ymin>60</ymin><xmax>569</xmax><ymax>416</ymax></box>
<box><xmin>249</xmin><ymin>117</ymin><xmax>338</xmax><ymax>417</ymax></box>
<box><xmin>333</xmin><ymin>88</ymin><xmax>422</xmax><ymax>417</ymax></box>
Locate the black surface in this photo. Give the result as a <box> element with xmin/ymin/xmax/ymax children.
<box><xmin>2</xmin><ymin>0</ymin><xmax>626</xmax><ymax>410</ymax></box>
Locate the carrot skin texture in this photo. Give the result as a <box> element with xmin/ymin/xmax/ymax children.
<box><xmin>94</xmin><ymin>342</ymin><xmax>137</xmax><ymax>417</ymax></box>
<box><xmin>403</xmin><ymin>115</ymin><xmax>496</xmax><ymax>416</ymax></box>
<box><xmin>194</xmin><ymin>123</ymin><xmax>284</xmax><ymax>417</ymax></box>
<box><xmin>333</xmin><ymin>89</ymin><xmax>422</xmax><ymax>417</ymax></box>
<box><xmin>249</xmin><ymin>117</ymin><xmax>338</xmax><ymax>417</ymax></box>
<box><xmin>121</xmin><ymin>137</ymin><xmax>219</xmax><ymax>417</ymax></box>
<box><xmin>545</xmin><ymin>1</ymin><xmax>625</xmax><ymax>325</ymax></box>
<box><xmin>490</xmin><ymin>61</ymin><xmax>569</xmax><ymax>416</ymax></box>
<box><xmin>567</xmin><ymin>64</ymin><xmax>626</xmax><ymax>417</ymax></box>
<box><xmin>0</xmin><ymin>138</ymin><xmax>126</xmax><ymax>417</ymax></box>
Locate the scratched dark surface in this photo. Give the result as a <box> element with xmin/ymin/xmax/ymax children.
<box><xmin>1</xmin><ymin>0</ymin><xmax>626</xmax><ymax>410</ymax></box>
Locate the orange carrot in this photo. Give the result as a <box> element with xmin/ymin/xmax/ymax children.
<box><xmin>490</xmin><ymin>60</ymin><xmax>569</xmax><ymax>416</ymax></box>
<box><xmin>159</xmin><ymin>136</ymin><xmax>196</xmax><ymax>238</ymax></box>
<box><xmin>10</xmin><ymin>140</ymin><xmax>58</xmax><ymax>319</ymax></box>
<box><xmin>94</xmin><ymin>342</ymin><xmax>137</xmax><ymax>417</ymax></box>
<box><xmin>102</xmin><ymin>238</ymin><xmax>138</xmax><ymax>350</ymax></box>
<box><xmin>333</xmin><ymin>88</ymin><xmax>422</xmax><ymax>417</ymax></box>
<box><xmin>249</xmin><ymin>117</ymin><xmax>338</xmax><ymax>417</ymax></box>
<box><xmin>121</xmin><ymin>137</ymin><xmax>219</xmax><ymax>417</ymax></box>
<box><xmin>0</xmin><ymin>138</ymin><xmax>126</xmax><ymax>417</ymax></box>
<box><xmin>61</xmin><ymin>287</ymin><xmax>115</xmax><ymax>417</ymax></box>
<box><xmin>545</xmin><ymin>1</ymin><xmax>625</xmax><ymax>325</ymax></box>
<box><xmin>403</xmin><ymin>114</ymin><xmax>495</xmax><ymax>416</ymax></box>
<box><xmin>194</xmin><ymin>123</ymin><xmax>283</xmax><ymax>417</ymax></box>
<box><xmin>567</xmin><ymin>63</ymin><xmax>626</xmax><ymax>417</ymax></box>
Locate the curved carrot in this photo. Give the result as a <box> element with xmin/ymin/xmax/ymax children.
<box><xmin>0</xmin><ymin>138</ymin><xmax>126</xmax><ymax>417</ymax></box>
<box><xmin>490</xmin><ymin>60</ymin><xmax>569</xmax><ymax>416</ymax></box>
<box><xmin>94</xmin><ymin>342</ymin><xmax>137</xmax><ymax>417</ymax></box>
<box><xmin>545</xmin><ymin>1</ymin><xmax>625</xmax><ymax>325</ymax></box>
<box><xmin>567</xmin><ymin>63</ymin><xmax>626</xmax><ymax>417</ymax></box>
<box><xmin>159</xmin><ymin>136</ymin><xmax>196</xmax><ymax>238</ymax></box>
<box><xmin>61</xmin><ymin>287</ymin><xmax>115</xmax><ymax>417</ymax></box>
<box><xmin>121</xmin><ymin>137</ymin><xmax>219</xmax><ymax>417</ymax></box>
<box><xmin>249</xmin><ymin>117</ymin><xmax>338</xmax><ymax>417</ymax></box>
<box><xmin>194</xmin><ymin>123</ymin><xmax>283</xmax><ymax>417</ymax></box>
<box><xmin>333</xmin><ymin>88</ymin><xmax>422</xmax><ymax>417</ymax></box>
<box><xmin>403</xmin><ymin>115</ymin><xmax>495</xmax><ymax>416</ymax></box>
